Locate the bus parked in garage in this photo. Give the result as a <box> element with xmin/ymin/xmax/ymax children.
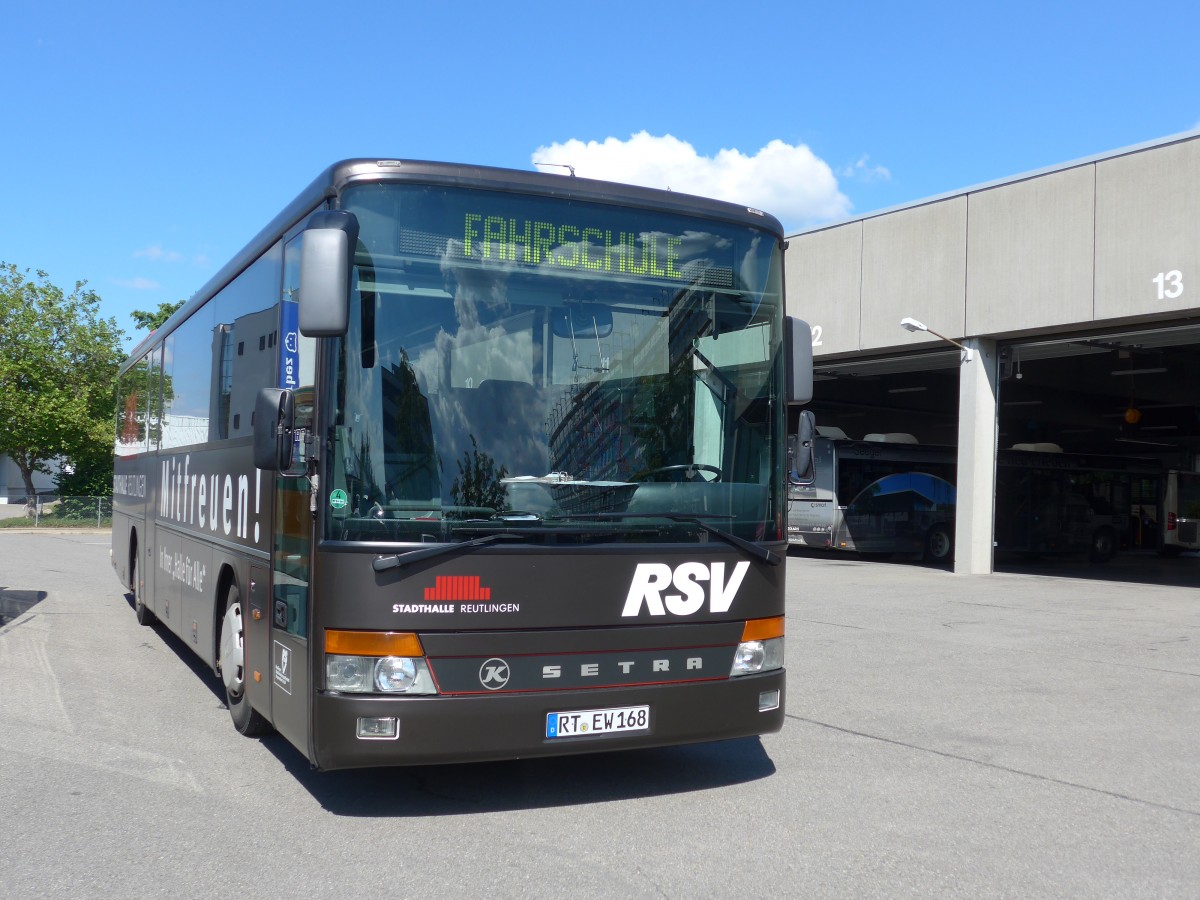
<box><xmin>1160</xmin><ymin>470</ymin><xmax>1200</xmax><ymax>555</ymax></box>
<box><xmin>787</xmin><ymin>423</ymin><xmax>1161</xmax><ymax>563</ymax></box>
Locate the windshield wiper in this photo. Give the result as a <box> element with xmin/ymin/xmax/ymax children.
<box><xmin>372</xmin><ymin>533</ymin><xmax>527</xmax><ymax>572</ymax></box>
<box><xmin>560</xmin><ymin>512</ymin><xmax>782</xmax><ymax>566</ymax></box>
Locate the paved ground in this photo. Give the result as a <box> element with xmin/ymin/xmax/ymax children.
<box><xmin>0</xmin><ymin>532</ymin><xmax>1197</xmax><ymax>897</ymax></box>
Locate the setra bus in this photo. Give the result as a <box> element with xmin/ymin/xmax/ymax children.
<box><xmin>112</xmin><ymin>159</ymin><xmax>812</xmax><ymax>770</ymax></box>
<box><xmin>787</xmin><ymin>418</ymin><xmax>1160</xmax><ymax>563</ymax></box>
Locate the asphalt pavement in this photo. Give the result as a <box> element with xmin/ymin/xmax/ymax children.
<box><xmin>0</xmin><ymin>531</ymin><xmax>1197</xmax><ymax>898</ymax></box>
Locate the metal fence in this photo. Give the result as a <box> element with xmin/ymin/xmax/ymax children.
<box><xmin>0</xmin><ymin>496</ymin><xmax>113</xmax><ymax>528</ymax></box>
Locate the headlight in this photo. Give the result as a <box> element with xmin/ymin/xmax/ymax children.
<box><xmin>327</xmin><ymin>655</ymin><xmax>372</xmax><ymax>691</ymax></box>
<box><xmin>730</xmin><ymin>637</ymin><xmax>785</xmax><ymax>676</ymax></box>
<box><xmin>326</xmin><ymin>655</ymin><xmax>437</xmax><ymax>694</ymax></box>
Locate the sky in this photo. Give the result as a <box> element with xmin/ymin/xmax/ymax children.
<box><xmin>4</xmin><ymin>0</ymin><xmax>1198</xmax><ymax>350</ymax></box>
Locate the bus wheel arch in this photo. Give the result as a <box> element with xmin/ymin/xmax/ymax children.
<box><xmin>924</xmin><ymin>523</ymin><xmax>954</xmax><ymax>563</ymax></box>
<box><xmin>215</xmin><ymin>569</ymin><xmax>272</xmax><ymax>737</ymax></box>
<box><xmin>131</xmin><ymin>530</ymin><xmax>155</xmax><ymax>626</ymax></box>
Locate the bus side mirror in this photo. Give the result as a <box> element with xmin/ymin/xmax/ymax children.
<box><xmin>790</xmin><ymin>409</ymin><xmax>816</xmax><ymax>482</ymax></box>
<box><xmin>299</xmin><ymin>210</ymin><xmax>359</xmax><ymax>337</ymax></box>
<box><xmin>785</xmin><ymin>316</ymin><xmax>814</xmax><ymax>404</ymax></box>
<box><xmin>254</xmin><ymin>388</ymin><xmax>295</xmax><ymax>471</ymax></box>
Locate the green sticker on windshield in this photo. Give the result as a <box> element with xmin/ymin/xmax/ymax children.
<box><xmin>329</xmin><ymin>489</ymin><xmax>348</xmax><ymax>510</ymax></box>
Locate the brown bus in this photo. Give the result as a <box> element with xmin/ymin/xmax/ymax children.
<box><xmin>112</xmin><ymin>159</ymin><xmax>812</xmax><ymax>770</ymax></box>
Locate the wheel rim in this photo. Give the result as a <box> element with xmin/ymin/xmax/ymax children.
<box><xmin>930</xmin><ymin>530</ymin><xmax>951</xmax><ymax>559</ymax></box>
<box><xmin>219</xmin><ymin>602</ymin><xmax>245</xmax><ymax>697</ymax></box>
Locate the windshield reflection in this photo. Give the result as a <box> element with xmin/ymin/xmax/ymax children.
<box><xmin>327</xmin><ymin>185</ymin><xmax>783</xmax><ymax>545</ymax></box>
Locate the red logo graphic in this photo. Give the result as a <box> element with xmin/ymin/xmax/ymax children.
<box><xmin>425</xmin><ymin>575</ymin><xmax>491</xmax><ymax>602</ymax></box>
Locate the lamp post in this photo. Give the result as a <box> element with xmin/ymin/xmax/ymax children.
<box><xmin>900</xmin><ymin>317</ymin><xmax>974</xmax><ymax>362</ymax></box>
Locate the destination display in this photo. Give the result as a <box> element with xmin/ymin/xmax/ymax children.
<box><xmin>462</xmin><ymin>212</ymin><xmax>686</xmax><ymax>280</ymax></box>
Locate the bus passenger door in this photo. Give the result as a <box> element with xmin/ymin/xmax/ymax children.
<box><xmin>270</xmin><ymin>475</ymin><xmax>310</xmax><ymax>751</ymax></box>
<box><xmin>269</xmin><ymin>236</ymin><xmax>314</xmax><ymax>752</ymax></box>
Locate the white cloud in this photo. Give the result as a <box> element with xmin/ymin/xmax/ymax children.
<box><xmin>116</xmin><ymin>277</ymin><xmax>161</xmax><ymax>290</ymax></box>
<box><xmin>134</xmin><ymin>245</ymin><xmax>184</xmax><ymax>263</ymax></box>
<box><xmin>531</xmin><ymin>132</ymin><xmax>851</xmax><ymax>231</ymax></box>
<box><xmin>840</xmin><ymin>154</ymin><xmax>891</xmax><ymax>183</ymax></box>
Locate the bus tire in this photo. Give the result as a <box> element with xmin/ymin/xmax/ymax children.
<box><xmin>1089</xmin><ymin>527</ymin><xmax>1117</xmax><ymax>563</ymax></box>
<box><xmin>218</xmin><ymin>584</ymin><xmax>272</xmax><ymax>737</ymax></box>
<box><xmin>924</xmin><ymin>524</ymin><xmax>953</xmax><ymax>563</ymax></box>
<box><xmin>132</xmin><ymin>541</ymin><xmax>155</xmax><ymax>626</ymax></box>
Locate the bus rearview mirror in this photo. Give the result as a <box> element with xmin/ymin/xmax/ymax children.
<box><xmin>299</xmin><ymin>210</ymin><xmax>359</xmax><ymax>337</ymax></box>
<box><xmin>254</xmin><ymin>388</ymin><xmax>295</xmax><ymax>471</ymax></box>
<box><xmin>785</xmin><ymin>316</ymin><xmax>814</xmax><ymax>404</ymax></box>
<box><xmin>551</xmin><ymin>304</ymin><xmax>613</xmax><ymax>339</ymax></box>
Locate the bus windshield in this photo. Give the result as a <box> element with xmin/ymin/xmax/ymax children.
<box><xmin>327</xmin><ymin>183</ymin><xmax>785</xmax><ymax>545</ymax></box>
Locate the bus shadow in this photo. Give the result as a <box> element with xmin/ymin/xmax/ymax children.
<box><xmin>124</xmin><ymin>590</ymin><xmax>232</xmax><ymax>706</ymax></box>
<box><xmin>267</xmin><ymin>735</ymin><xmax>777</xmax><ymax>817</ymax></box>
<box><xmin>1</xmin><ymin>587</ymin><xmax>48</xmax><ymax>627</ymax></box>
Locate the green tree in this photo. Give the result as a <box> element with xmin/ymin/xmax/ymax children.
<box><xmin>130</xmin><ymin>299</ymin><xmax>184</xmax><ymax>332</ymax></box>
<box><xmin>0</xmin><ymin>264</ymin><xmax>125</xmax><ymax>515</ymax></box>
<box><xmin>450</xmin><ymin>435</ymin><xmax>509</xmax><ymax>515</ymax></box>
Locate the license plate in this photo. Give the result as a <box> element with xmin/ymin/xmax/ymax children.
<box><xmin>546</xmin><ymin>705</ymin><xmax>650</xmax><ymax>739</ymax></box>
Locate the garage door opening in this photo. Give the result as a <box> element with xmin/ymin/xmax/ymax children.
<box><xmin>790</xmin><ymin>324</ymin><xmax>1199</xmax><ymax>585</ymax></box>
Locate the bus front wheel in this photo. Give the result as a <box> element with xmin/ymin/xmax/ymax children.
<box><xmin>924</xmin><ymin>524</ymin><xmax>954</xmax><ymax>563</ymax></box>
<box><xmin>218</xmin><ymin>585</ymin><xmax>272</xmax><ymax>737</ymax></box>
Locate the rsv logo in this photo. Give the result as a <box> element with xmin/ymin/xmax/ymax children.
<box><xmin>621</xmin><ymin>562</ymin><xmax>750</xmax><ymax>617</ymax></box>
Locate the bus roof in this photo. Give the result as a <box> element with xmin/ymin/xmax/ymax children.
<box><xmin>122</xmin><ymin>159</ymin><xmax>784</xmax><ymax>367</ymax></box>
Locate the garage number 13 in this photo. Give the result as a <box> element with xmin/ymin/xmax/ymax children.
<box><xmin>1152</xmin><ymin>270</ymin><xmax>1183</xmax><ymax>301</ymax></box>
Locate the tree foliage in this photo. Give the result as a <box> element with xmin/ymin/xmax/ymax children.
<box><xmin>450</xmin><ymin>435</ymin><xmax>509</xmax><ymax>514</ymax></box>
<box><xmin>0</xmin><ymin>264</ymin><xmax>125</xmax><ymax>511</ymax></box>
<box><xmin>130</xmin><ymin>299</ymin><xmax>184</xmax><ymax>332</ymax></box>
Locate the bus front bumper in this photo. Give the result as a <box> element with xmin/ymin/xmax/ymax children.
<box><xmin>311</xmin><ymin>671</ymin><xmax>785</xmax><ymax>770</ymax></box>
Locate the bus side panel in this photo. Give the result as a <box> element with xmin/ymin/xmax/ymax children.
<box><xmin>112</xmin><ymin>457</ymin><xmax>150</xmax><ymax>589</ymax></box>
<box><xmin>153</xmin><ymin>527</ymin><xmax>184</xmax><ymax>635</ymax></box>
<box><xmin>243</xmin><ymin>565</ymin><xmax>272</xmax><ymax>726</ymax></box>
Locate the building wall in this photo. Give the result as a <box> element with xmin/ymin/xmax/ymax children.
<box><xmin>785</xmin><ymin>129</ymin><xmax>1200</xmax><ymax>575</ymax></box>
<box><xmin>787</xmin><ymin>131</ymin><xmax>1200</xmax><ymax>354</ymax></box>
<box><xmin>0</xmin><ymin>457</ymin><xmax>58</xmax><ymax>504</ymax></box>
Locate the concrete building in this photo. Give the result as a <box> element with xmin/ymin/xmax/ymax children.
<box><xmin>786</xmin><ymin>129</ymin><xmax>1200</xmax><ymax>575</ymax></box>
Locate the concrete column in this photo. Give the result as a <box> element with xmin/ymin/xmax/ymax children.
<box><xmin>954</xmin><ymin>338</ymin><xmax>999</xmax><ymax>574</ymax></box>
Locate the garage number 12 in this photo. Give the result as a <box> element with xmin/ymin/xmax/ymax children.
<box><xmin>1152</xmin><ymin>270</ymin><xmax>1183</xmax><ymax>301</ymax></box>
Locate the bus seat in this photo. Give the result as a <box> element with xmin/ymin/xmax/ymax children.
<box><xmin>863</xmin><ymin>433</ymin><xmax>886</xmax><ymax>442</ymax></box>
<box><xmin>816</xmin><ymin>425</ymin><xmax>851</xmax><ymax>440</ymax></box>
<box><xmin>884</xmin><ymin>433</ymin><xmax>918</xmax><ymax>444</ymax></box>
<box><xmin>1011</xmin><ymin>442</ymin><xmax>1063</xmax><ymax>453</ymax></box>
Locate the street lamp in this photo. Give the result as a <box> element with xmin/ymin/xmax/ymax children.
<box><xmin>900</xmin><ymin>317</ymin><xmax>974</xmax><ymax>362</ymax></box>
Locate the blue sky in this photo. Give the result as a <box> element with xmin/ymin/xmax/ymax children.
<box><xmin>5</xmin><ymin>0</ymin><xmax>1198</xmax><ymax>349</ymax></box>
